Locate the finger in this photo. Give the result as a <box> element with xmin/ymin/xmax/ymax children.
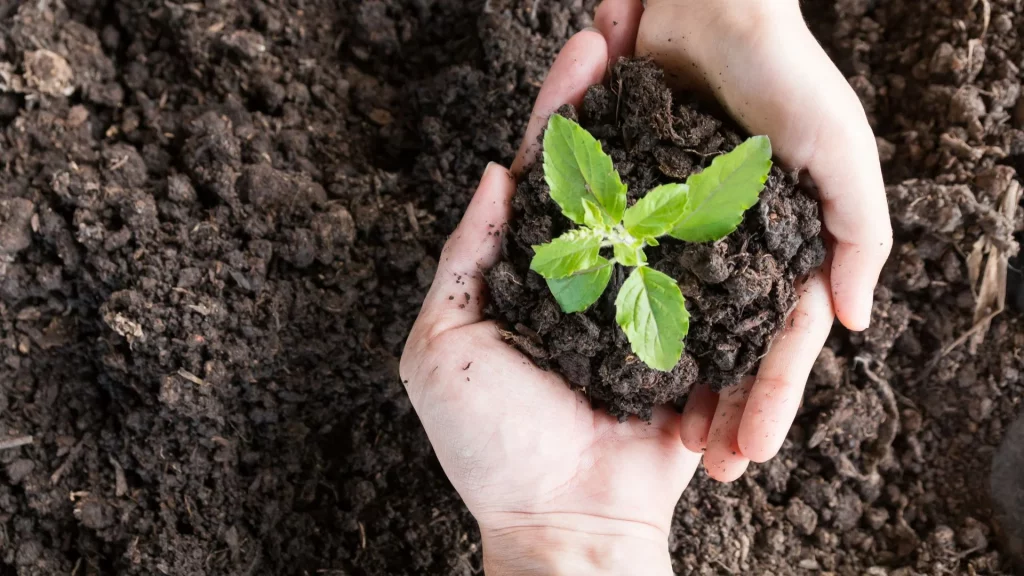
<box><xmin>808</xmin><ymin>114</ymin><xmax>892</xmax><ymax>331</ymax></box>
<box><xmin>666</xmin><ymin>442</ymin><xmax>704</xmax><ymax>519</ymax></box>
<box><xmin>680</xmin><ymin>383</ymin><xmax>717</xmax><ymax>452</ymax></box>
<box><xmin>676</xmin><ymin>444</ymin><xmax>704</xmax><ymax>491</ymax></box>
<box><xmin>738</xmin><ymin>266</ymin><xmax>834</xmax><ymax>463</ymax></box>
<box><xmin>594</xmin><ymin>0</ymin><xmax>644</xmax><ymax>65</ymax></box>
<box><xmin>755</xmin><ymin>39</ymin><xmax>889</xmax><ymax>332</ymax></box>
<box><xmin>765</xmin><ymin>35</ymin><xmax>890</xmax><ymax>331</ymax></box>
<box><xmin>512</xmin><ymin>29</ymin><xmax>608</xmax><ymax>175</ymax></box>
<box><xmin>703</xmin><ymin>376</ymin><xmax>754</xmax><ymax>483</ymax></box>
<box><xmin>414</xmin><ymin>163</ymin><xmax>516</xmax><ymax>337</ymax></box>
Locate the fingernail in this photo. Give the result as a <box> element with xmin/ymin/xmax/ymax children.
<box><xmin>483</xmin><ymin>161</ymin><xmax>502</xmax><ymax>179</ymax></box>
<box><xmin>488</xmin><ymin>160</ymin><xmax>514</xmax><ymax>179</ymax></box>
<box><xmin>582</xmin><ymin>26</ymin><xmax>600</xmax><ymax>34</ymax></box>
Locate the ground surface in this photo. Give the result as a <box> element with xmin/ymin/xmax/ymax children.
<box><xmin>0</xmin><ymin>0</ymin><xmax>1023</xmax><ymax>574</ymax></box>
<box><xmin>487</xmin><ymin>59</ymin><xmax>824</xmax><ymax>419</ymax></box>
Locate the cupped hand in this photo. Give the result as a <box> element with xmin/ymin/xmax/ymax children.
<box><xmin>400</xmin><ymin>30</ymin><xmax>699</xmax><ymax>575</ymax></box>
<box><xmin>595</xmin><ymin>0</ymin><xmax>893</xmax><ymax>481</ymax></box>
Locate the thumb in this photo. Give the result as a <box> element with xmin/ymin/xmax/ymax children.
<box><xmin>412</xmin><ymin>163</ymin><xmax>516</xmax><ymax>339</ymax></box>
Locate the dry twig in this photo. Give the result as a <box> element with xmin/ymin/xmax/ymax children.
<box><xmin>0</xmin><ymin>435</ymin><xmax>33</xmax><ymax>452</ymax></box>
<box><xmin>855</xmin><ymin>357</ymin><xmax>899</xmax><ymax>472</ymax></box>
<box><xmin>51</xmin><ymin>434</ymin><xmax>91</xmax><ymax>485</ymax></box>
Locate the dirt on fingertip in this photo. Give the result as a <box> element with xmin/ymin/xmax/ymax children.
<box><xmin>486</xmin><ymin>59</ymin><xmax>826</xmax><ymax>420</ymax></box>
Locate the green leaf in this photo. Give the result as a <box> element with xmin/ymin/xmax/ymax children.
<box><xmin>546</xmin><ymin>260</ymin><xmax>614</xmax><ymax>313</ymax></box>
<box><xmin>581</xmin><ymin>199</ymin><xmax>607</xmax><ymax>230</ymax></box>
<box><xmin>530</xmin><ymin>229</ymin><xmax>604</xmax><ymax>279</ymax></box>
<box><xmin>615</xmin><ymin>267</ymin><xmax>690</xmax><ymax>372</ymax></box>
<box><xmin>623</xmin><ymin>183</ymin><xmax>690</xmax><ymax>239</ymax></box>
<box><xmin>612</xmin><ymin>241</ymin><xmax>645</xmax><ymax>267</ymax></box>
<box><xmin>670</xmin><ymin>136</ymin><xmax>772</xmax><ymax>243</ymax></box>
<box><xmin>543</xmin><ymin>114</ymin><xmax>627</xmax><ymax>225</ymax></box>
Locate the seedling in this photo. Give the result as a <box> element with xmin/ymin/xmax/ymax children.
<box><xmin>530</xmin><ymin>114</ymin><xmax>772</xmax><ymax>371</ymax></box>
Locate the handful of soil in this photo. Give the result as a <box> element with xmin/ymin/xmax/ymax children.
<box><xmin>486</xmin><ymin>60</ymin><xmax>826</xmax><ymax>420</ymax></box>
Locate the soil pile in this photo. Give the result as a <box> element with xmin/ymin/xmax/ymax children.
<box><xmin>487</xmin><ymin>59</ymin><xmax>824</xmax><ymax>419</ymax></box>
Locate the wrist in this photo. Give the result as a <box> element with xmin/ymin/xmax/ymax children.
<box><xmin>479</xmin><ymin>513</ymin><xmax>673</xmax><ymax>576</ymax></box>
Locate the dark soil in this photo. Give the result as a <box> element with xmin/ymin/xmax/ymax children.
<box><xmin>486</xmin><ymin>59</ymin><xmax>825</xmax><ymax>419</ymax></box>
<box><xmin>1</xmin><ymin>0</ymin><xmax>1024</xmax><ymax>574</ymax></box>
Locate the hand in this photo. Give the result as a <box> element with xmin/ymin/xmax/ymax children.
<box><xmin>400</xmin><ymin>30</ymin><xmax>701</xmax><ymax>575</ymax></box>
<box><xmin>593</xmin><ymin>0</ymin><xmax>893</xmax><ymax>480</ymax></box>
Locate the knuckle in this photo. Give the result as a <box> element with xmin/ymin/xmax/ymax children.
<box><xmin>398</xmin><ymin>326</ymin><xmax>423</xmax><ymax>384</ymax></box>
<box><xmin>398</xmin><ymin>346</ymin><xmax>418</xmax><ymax>386</ymax></box>
<box><xmin>420</xmin><ymin>328</ymin><xmax>471</xmax><ymax>371</ymax></box>
<box><xmin>399</xmin><ymin>321</ymin><xmax>462</xmax><ymax>390</ymax></box>
<box><xmin>422</xmin><ymin>309</ymin><xmax>464</xmax><ymax>343</ymax></box>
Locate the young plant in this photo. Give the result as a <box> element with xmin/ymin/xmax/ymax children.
<box><xmin>530</xmin><ymin>114</ymin><xmax>772</xmax><ymax>371</ymax></box>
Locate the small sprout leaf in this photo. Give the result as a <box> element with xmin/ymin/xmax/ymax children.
<box><xmin>546</xmin><ymin>260</ymin><xmax>614</xmax><ymax>313</ymax></box>
<box><xmin>670</xmin><ymin>136</ymin><xmax>772</xmax><ymax>242</ymax></box>
<box><xmin>530</xmin><ymin>228</ymin><xmax>604</xmax><ymax>279</ymax></box>
<box><xmin>535</xmin><ymin>116</ymin><xmax>767</xmax><ymax>372</ymax></box>
<box><xmin>613</xmin><ymin>241</ymin><xmax>645</xmax><ymax>267</ymax></box>
<box><xmin>615</xmin><ymin>267</ymin><xmax>690</xmax><ymax>371</ymax></box>
<box><xmin>623</xmin><ymin>183</ymin><xmax>690</xmax><ymax>239</ymax></box>
<box><xmin>581</xmin><ymin>198</ymin><xmax>608</xmax><ymax>230</ymax></box>
<box><xmin>543</xmin><ymin>114</ymin><xmax>627</xmax><ymax>225</ymax></box>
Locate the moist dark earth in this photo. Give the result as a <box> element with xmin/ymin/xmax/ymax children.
<box><xmin>486</xmin><ymin>59</ymin><xmax>825</xmax><ymax>419</ymax></box>
<box><xmin>0</xmin><ymin>0</ymin><xmax>1023</xmax><ymax>574</ymax></box>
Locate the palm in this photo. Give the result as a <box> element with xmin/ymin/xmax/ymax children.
<box><xmin>409</xmin><ymin>321</ymin><xmax>692</xmax><ymax>533</ymax></box>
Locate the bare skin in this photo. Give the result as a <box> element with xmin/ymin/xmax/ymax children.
<box><xmin>401</xmin><ymin>2</ymin><xmax>890</xmax><ymax>573</ymax></box>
